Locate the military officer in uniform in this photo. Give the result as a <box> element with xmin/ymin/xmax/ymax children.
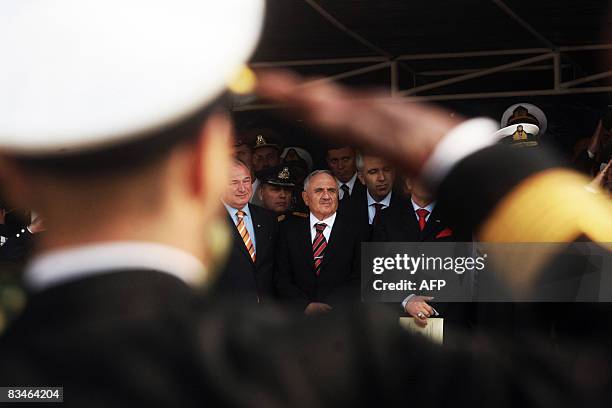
<box><xmin>256</xmin><ymin>164</ymin><xmax>303</xmax><ymax>215</ymax></box>
<box><xmin>248</xmin><ymin>129</ymin><xmax>283</xmax><ymax>206</ymax></box>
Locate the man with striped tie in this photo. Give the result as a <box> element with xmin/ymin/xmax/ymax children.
<box><xmin>217</xmin><ymin>160</ymin><xmax>278</xmax><ymax>303</ymax></box>
<box><xmin>275</xmin><ymin>170</ymin><xmax>363</xmax><ymax>315</ymax></box>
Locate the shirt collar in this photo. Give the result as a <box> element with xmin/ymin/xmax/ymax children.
<box><xmin>367</xmin><ymin>190</ymin><xmax>392</xmax><ymax>207</ymax></box>
<box><xmin>337</xmin><ymin>172</ymin><xmax>358</xmax><ymax>190</ymax></box>
<box><xmin>411</xmin><ymin>198</ymin><xmax>436</xmax><ymax>214</ymax></box>
<box><xmin>24</xmin><ymin>241</ymin><xmax>207</xmax><ymax>292</ymax></box>
<box><xmin>223</xmin><ymin>202</ymin><xmax>251</xmax><ymax>219</ymax></box>
<box><xmin>309</xmin><ymin>211</ymin><xmax>337</xmax><ymax>230</ymax></box>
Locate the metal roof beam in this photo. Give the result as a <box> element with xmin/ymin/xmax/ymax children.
<box><xmin>398</xmin><ymin>53</ymin><xmax>553</xmax><ymax>96</ymax></box>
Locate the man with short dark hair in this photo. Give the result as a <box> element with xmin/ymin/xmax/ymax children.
<box><xmin>257</xmin><ymin>164</ymin><xmax>301</xmax><ymax>215</ymax></box>
<box><xmin>346</xmin><ymin>153</ymin><xmax>401</xmax><ymax>237</ymax></box>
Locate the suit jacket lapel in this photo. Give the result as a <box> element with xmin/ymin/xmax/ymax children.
<box><xmin>299</xmin><ymin>217</ymin><xmax>315</xmax><ymax>269</ymax></box>
<box><xmin>321</xmin><ymin>214</ymin><xmax>343</xmax><ymax>269</ymax></box>
<box><xmin>250</xmin><ymin>205</ymin><xmax>266</xmax><ymax>267</ymax></box>
<box><xmin>400</xmin><ymin>205</ymin><xmax>420</xmax><ymax>242</ymax></box>
<box><xmin>421</xmin><ymin>205</ymin><xmax>443</xmax><ymax>241</ymax></box>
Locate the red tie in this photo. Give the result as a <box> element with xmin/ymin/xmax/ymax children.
<box><xmin>312</xmin><ymin>223</ymin><xmax>327</xmax><ymax>276</ymax></box>
<box><xmin>416</xmin><ymin>208</ymin><xmax>430</xmax><ymax>231</ymax></box>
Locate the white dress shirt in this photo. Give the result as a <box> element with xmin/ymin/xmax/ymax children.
<box><xmin>367</xmin><ymin>190</ymin><xmax>392</xmax><ymax>224</ymax></box>
<box><xmin>223</xmin><ymin>202</ymin><xmax>257</xmax><ymax>253</ymax></box>
<box><xmin>337</xmin><ymin>172</ymin><xmax>358</xmax><ymax>200</ymax></box>
<box><xmin>309</xmin><ymin>212</ymin><xmax>337</xmax><ymax>243</ymax></box>
<box><xmin>411</xmin><ymin>199</ymin><xmax>436</xmax><ymax>222</ymax></box>
<box><xmin>24</xmin><ymin>241</ymin><xmax>207</xmax><ymax>292</ymax></box>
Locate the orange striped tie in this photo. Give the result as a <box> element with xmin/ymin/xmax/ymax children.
<box><xmin>236</xmin><ymin>210</ymin><xmax>256</xmax><ymax>262</ymax></box>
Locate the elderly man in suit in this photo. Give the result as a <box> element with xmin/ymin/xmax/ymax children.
<box><xmin>217</xmin><ymin>160</ymin><xmax>278</xmax><ymax>303</ymax></box>
<box><xmin>275</xmin><ymin>170</ymin><xmax>362</xmax><ymax>315</ymax></box>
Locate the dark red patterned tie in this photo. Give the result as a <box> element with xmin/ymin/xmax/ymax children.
<box><xmin>416</xmin><ymin>208</ymin><xmax>430</xmax><ymax>231</ymax></box>
<box><xmin>312</xmin><ymin>223</ymin><xmax>327</xmax><ymax>276</ymax></box>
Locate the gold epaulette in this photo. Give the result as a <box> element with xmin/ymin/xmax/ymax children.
<box><xmin>479</xmin><ymin>168</ymin><xmax>612</xmax><ymax>242</ymax></box>
<box><xmin>291</xmin><ymin>211</ymin><xmax>309</xmax><ymax>218</ymax></box>
<box><xmin>277</xmin><ymin>214</ymin><xmax>286</xmax><ymax>222</ymax></box>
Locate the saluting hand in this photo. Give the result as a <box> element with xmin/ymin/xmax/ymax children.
<box><xmin>256</xmin><ymin>69</ymin><xmax>463</xmax><ymax>176</ymax></box>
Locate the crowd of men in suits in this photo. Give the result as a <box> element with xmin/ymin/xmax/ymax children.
<box><xmin>217</xmin><ymin>131</ymin><xmax>469</xmax><ymax>326</ymax></box>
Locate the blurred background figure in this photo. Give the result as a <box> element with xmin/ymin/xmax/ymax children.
<box><xmin>281</xmin><ymin>146</ymin><xmax>313</xmax><ymax>173</ymax></box>
<box><xmin>233</xmin><ymin>134</ymin><xmax>255</xmax><ymax>181</ymax></box>
<box><xmin>573</xmin><ymin>109</ymin><xmax>612</xmax><ymax>176</ymax></box>
<box><xmin>281</xmin><ymin>147</ymin><xmax>311</xmax><ymax>211</ymax></box>
<box><xmin>325</xmin><ymin>145</ymin><xmax>364</xmax><ymax>204</ymax></box>
<box><xmin>246</xmin><ymin>128</ymin><xmax>283</xmax><ymax>205</ymax></box>
<box><xmin>587</xmin><ymin>160</ymin><xmax>612</xmax><ymax>196</ymax></box>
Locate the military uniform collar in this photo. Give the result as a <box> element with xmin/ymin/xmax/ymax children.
<box><xmin>24</xmin><ymin>241</ymin><xmax>206</xmax><ymax>292</ymax></box>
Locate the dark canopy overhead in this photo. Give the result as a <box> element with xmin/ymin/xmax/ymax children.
<box><xmin>235</xmin><ymin>1</ymin><xmax>612</xmax><ymax>159</ymax></box>
<box><xmin>255</xmin><ymin>0</ymin><xmax>607</xmax><ymax>60</ymax></box>
<box><xmin>245</xmin><ymin>0</ymin><xmax>612</xmax><ymax>100</ymax></box>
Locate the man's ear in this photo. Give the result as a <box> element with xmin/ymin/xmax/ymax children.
<box><xmin>357</xmin><ymin>171</ymin><xmax>364</xmax><ymax>185</ymax></box>
<box><xmin>301</xmin><ymin>190</ymin><xmax>309</xmax><ymax>208</ymax></box>
<box><xmin>192</xmin><ymin>112</ymin><xmax>232</xmax><ymax>207</ymax></box>
<box><xmin>257</xmin><ymin>185</ymin><xmax>264</xmax><ymax>201</ymax></box>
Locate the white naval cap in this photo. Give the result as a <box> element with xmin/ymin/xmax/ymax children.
<box><xmin>500</xmin><ymin>103</ymin><xmax>548</xmax><ymax>136</ymax></box>
<box><xmin>492</xmin><ymin>123</ymin><xmax>540</xmax><ymax>140</ymax></box>
<box><xmin>0</xmin><ymin>0</ymin><xmax>264</xmax><ymax>157</ymax></box>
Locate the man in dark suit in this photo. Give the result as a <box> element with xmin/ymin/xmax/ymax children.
<box><xmin>216</xmin><ymin>160</ymin><xmax>278</xmax><ymax>303</ymax></box>
<box><xmin>372</xmin><ymin>178</ymin><xmax>470</xmax><ymax>243</ymax></box>
<box><xmin>275</xmin><ymin>170</ymin><xmax>362</xmax><ymax>315</ymax></box>
<box><xmin>325</xmin><ymin>145</ymin><xmax>365</xmax><ymax>204</ymax></box>
<box><xmin>372</xmin><ymin>178</ymin><xmax>472</xmax><ymax>339</ymax></box>
<box><xmin>345</xmin><ymin>153</ymin><xmax>402</xmax><ymax>238</ymax></box>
